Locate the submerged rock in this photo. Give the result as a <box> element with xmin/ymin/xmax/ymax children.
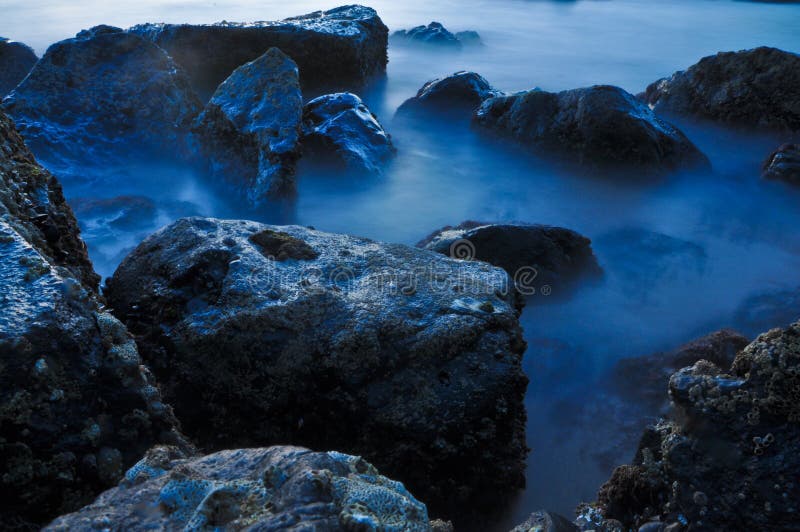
<box><xmin>594</xmin><ymin>321</ymin><xmax>800</xmax><ymax>530</ymax></box>
<box><xmin>130</xmin><ymin>5</ymin><xmax>389</xmax><ymax>99</ymax></box>
<box><xmin>474</xmin><ymin>85</ymin><xmax>709</xmax><ymax>175</ymax></box>
<box><xmin>733</xmin><ymin>285</ymin><xmax>800</xmax><ymax>337</ymax></box>
<box><xmin>0</xmin><ymin>37</ymin><xmax>37</xmax><ymax>96</ymax></box>
<box><xmin>762</xmin><ymin>143</ymin><xmax>800</xmax><ymax>184</ymax></box>
<box><xmin>641</xmin><ymin>47</ymin><xmax>800</xmax><ymax>132</ymax></box>
<box><xmin>2</xmin><ymin>27</ymin><xmax>201</xmax><ymax>176</ymax></box>
<box><xmin>105</xmin><ymin>217</ymin><xmax>528</xmax><ymax>518</ymax></box>
<box><xmin>193</xmin><ymin>47</ymin><xmax>302</xmax><ymax>202</ymax></box>
<box><xmin>455</xmin><ymin>30</ymin><xmax>484</xmax><ymax>47</ymax></box>
<box><xmin>418</xmin><ymin>221</ymin><xmax>601</xmax><ymax>297</ymax></box>
<box><xmin>47</xmin><ymin>445</ymin><xmax>437</xmax><ymax>531</ymax></box>
<box><xmin>397</xmin><ymin>71</ymin><xmax>502</xmax><ymax>118</ymax></box>
<box><xmin>392</xmin><ymin>22</ymin><xmax>462</xmax><ymax>48</ymax></box>
<box><xmin>510</xmin><ymin>511</ymin><xmax>579</xmax><ymax>532</ymax></box>
<box><xmin>302</xmin><ymin>92</ymin><xmax>395</xmax><ymax>173</ymax></box>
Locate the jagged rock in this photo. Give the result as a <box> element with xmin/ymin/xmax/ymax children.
<box><xmin>474</xmin><ymin>85</ymin><xmax>709</xmax><ymax>175</ymax></box>
<box><xmin>595</xmin><ymin>321</ymin><xmax>800</xmax><ymax>530</ymax></box>
<box><xmin>417</xmin><ymin>221</ymin><xmax>601</xmax><ymax>296</ymax></box>
<box><xmin>762</xmin><ymin>143</ymin><xmax>800</xmax><ymax>184</ymax></box>
<box><xmin>46</xmin><ymin>445</ymin><xmax>436</xmax><ymax>531</ymax></box>
<box><xmin>392</xmin><ymin>22</ymin><xmax>462</xmax><ymax>48</ymax></box>
<box><xmin>130</xmin><ymin>5</ymin><xmax>389</xmax><ymax>99</ymax></box>
<box><xmin>2</xmin><ymin>26</ymin><xmax>201</xmax><ymax>178</ymax></box>
<box><xmin>455</xmin><ymin>30</ymin><xmax>483</xmax><ymax>47</ymax></box>
<box><xmin>105</xmin><ymin>217</ymin><xmax>528</xmax><ymax>519</ymax></box>
<box><xmin>510</xmin><ymin>510</ymin><xmax>579</xmax><ymax>532</ymax></box>
<box><xmin>0</xmin><ymin>111</ymin><xmax>187</xmax><ymax>529</ymax></box>
<box><xmin>0</xmin><ymin>37</ymin><xmax>37</xmax><ymax>96</ymax></box>
<box><xmin>397</xmin><ymin>71</ymin><xmax>501</xmax><ymax>118</ymax></box>
<box><xmin>641</xmin><ymin>47</ymin><xmax>800</xmax><ymax>132</ymax></box>
<box><xmin>193</xmin><ymin>48</ymin><xmax>302</xmax><ymax>202</ymax></box>
<box><xmin>302</xmin><ymin>92</ymin><xmax>395</xmax><ymax>173</ymax></box>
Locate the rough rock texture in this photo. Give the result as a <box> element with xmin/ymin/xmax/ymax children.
<box><xmin>105</xmin><ymin>217</ymin><xmax>529</xmax><ymax>519</ymax></box>
<box><xmin>193</xmin><ymin>48</ymin><xmax>302</xmax><ymax>202</ymax></box>
<box><xmin>302</xmin><ymin>92</ymin><xmax>395</xmax><ymax>173</ymax></box>
<box><xmin>474</xmin><ymin>85</ymin><xmax>710</xmax><ymax>175</ymax></box>
<box><xmin>47</xmin><ymin>445</ymin><xmax>440</xmax><ymax>531</ymax></box>
<box><xmin>0</xmin><ymin>109</ymin><xmax>98</xmax><ymax>291</ymax></box>
<box><xmin>641</xmin><ymin>47</ymin><xmax>800</xmax><ymax>132</ymax></box>
<box><xmin>0</xmin><ymin>38</ymin><xmax>37</xmax><ymax>97</ymax></box>
<box><xmin>418</xmin><ymin>221</ymin><xmax>601</xmax><ymax>297</ymax></box>
<box><xmin>762</xmin><ymin>143</ymin><xmax>800</xmax><ymax>185</ymax></box>
<box><xmin>130</xmin><ymin>5</ymin><xmax>389</xmax><ymax>99</ymax></box>
<box><xmin>392</xmin><ymin>22</ymin><xmax>462</xmax><ymax>48</ymax></box>
<box><xmin>594</xmin><ymin>321</ymin><xmax>800</xmax><ymax>530</ymax></box>
<box><xmin>510</xmin><ymin>511</ymin><xmax>578</xmax><ymax>532</ymax></box>
<box><xmin>2</xmin><ymin>26</ymin><xmax>201</xmax><ymax>176</ymax></box>
<box><xmin>397</xmin><ymin>71</ymin><xmax>502</xmax><ymax>118</ymax></box>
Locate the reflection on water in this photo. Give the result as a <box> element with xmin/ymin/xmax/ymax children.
<box><xmin>3</xmin><ymin>0</ymin><xmax>800</xmax><ymax>527</ymax></box>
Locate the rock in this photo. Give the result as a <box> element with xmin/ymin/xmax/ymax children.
<box><xmin>130</xmin><ymin>5</ymin><xmax>389</xmax><ymax>99</ymax></box>
<box><xmin>0</xmin><ymin>111</ymin><xmax>187</xmax><ymax>529</ymax></box>
<box><xmin>302</xmin><ymin>92</ymin><xmax>395</xmax><ymax>173</ymax></box>
<box><xmin>0</xmin><ymin>37</ymin><xmax>37</xmax><ymax>97</ymax></box>
<box><xmin>733</xmin><ymin>285</ymin><xmax>800</xmax><ymax>337</ymax></box>
<box><xmin>2</xmin><ymin>26</ymin><xmax>201</xmax><ymax>177</ymax></box>
<box><xmin>595</xmin><ymin>321</ymin><xmax>800</xmax><ymax>530</ymax></box>
<box><xmin>417</xmin><ymin>221</ymin><xmax>601</xmax><ymax>297</ymax></box>
<box><xmin>474</xmin><ymin>85</ymin><xmax>709</xmax><ymax>175</ymax></box>
<box><xmin>105</xmin><ymin>217</ymin><xmax>528</xmax><ymax>519</ymax></box>
<box><xmin>455</xmin><ymin>30</ymin><xmax>483</xmax><ymax>47</ymax></box>
<box><xmin>193</xmin><ymin>48</ymin><xmax>302</xmax><ymax>202</ymax></box>
<box><xmin>762</xmin><ymin>143</ymin><xmax>800</xmax><ymax>184</ymax></box>
<box><xmin>510</xmin><ymin>510</ymin><xmax>579</xmax><ymax>532</ymax></box>
<box><xmin>392</xmin><ymin>22</ymin><xmax>462</xmax><ymax>49</ymax></box>
<box><xmin>46</xmin><ymin>445</ymin><xmax>435</xmax><ymax>530</ymax></box>
<box><xmin>641</xmin><ymin>47</ymin><xmax>800</xmax><ymax>132</ymax></box>
<box><xmin>397</xmin><ymin>71</ymin><xmax>502</xmax><ymax>118</ymax></box>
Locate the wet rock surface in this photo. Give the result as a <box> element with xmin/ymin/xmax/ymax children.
<box><xmin>0</xmin><ymin>38</ymin><xmax>37</xmax><ymax>97</ymax></box>
<box><xmin>105</xmin><ymin>217</ymin><xmax>529</xmax><ymax>520</ymax></box>
<box><xmin>47</xmin><ymin>445</ymin><xmax>438</xmax><ymax>531</ymax></box>
<box><xmin>475</xmin><ymin>85</ymin><xmax>709</xmax><ymax>175</ymax></box>
<box><xmin>762</xmin><ymin>143</ymin><xmax>800</xmax><ymax>185</ymax></box>
<box><xmin>302</xmin><ymin>92</ymin><xmax>395</xmax><ymax>174</ymax></box>
<box><xmin>392</xmin><ymin>22</ymin><xmax>463</xmax><ymax>48</ymax></box>
<box><xmin>398</xmin><ymin>71</ymin><xmax>502</xmax><ymax>118</ymax></box>
<box><xmin>193</xmin><ymin>47</ymin><xmax>302</xmax><ymax>202</ymax></box>
<box><xmin>130</xmin><ymin>5</ymin><xmax>389</xmax><ymax>99</ymax></box>
<box><xmin>2</xmin><ymin>26</ymin><xmax>201</xmax><ymax>178</ymax></box>
<box><xmin>418</xmin><ymin>221</ymin><xmax>601</xmax><ymax>297</ymax></box>
<box><xmin>510</xmin><ymin>510</ymin><xmax>579</xmax><ymax>532</ymax></box>
<box><xmin>641</xmin><ymin>47</ymin><xmax>800</xmax><ymax>132</ymax></box>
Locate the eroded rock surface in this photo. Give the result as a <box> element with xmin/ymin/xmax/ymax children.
<box><xmin>0</xmin><ymin>37</ymin><xmax>37</xmax><ymax>97</ymax></box>
<box><xmin>398</xmin><ymin>71</ymin><xmax>501</xmax><ymax>118</ymax></box>
<box><xmin>762</xmin><ymin>143</ymin><xmax>800</xmax><ymax>185</ymax></box>
<box><xmin>105</xmin><ymin>217</ymin><xmax>528</xmax><ymax>518</ymax></box>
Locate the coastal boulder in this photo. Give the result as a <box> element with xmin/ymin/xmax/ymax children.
<box><xmin>47</xmin><ymin>446</ymin><xmax>437</xmax><ymax>531</ymax></box>
<box><xmin>641</xmin><ymin>47</ymin><xmax>800</xmax><ymax>132</ymax></box>
<box><xmin>302</xmin><ymin>92</ymin><xmax>395</xmax><ymax>173</ymax></box>
<box><xmin>130</xmin><ymin>5</ymin><xmax>389</xmax><ymax>99</ymax></box>
<box><xmin>392</xmin><ymin>22</ymin><xmax>462</xmax><ymax>48</ymax></box>
<box><xmin>2</xmin><ymin>26</ymin><xmax>201</xmax><ymax>177</ymax></box>
<box><xmin>0</xmin><ymin>37</ymin><xmax>37</xmax><ymax>96</ymax></box>
<box><xmin>474</xmin><ymin>85</ymin><xmax>710</xmax><ymax>175</ymax></box>
<box><xmin>762</xmin><ymin>143</ymin><xmax>800</xmax><ymax>184</ymax></box>
<box><xmin>105</xmin><ymin>217</ymin><xmax>529</xmax><ymax>517</ymax></box>
<box><xmin>417</xmin><ymin>221</ymin><xmax>601</xmax><ymax>296</ymax></box>
<box><xmin>397</xmin><ymin>71</ymin><xmax>501</xmax><ymax>118</ymax></box>
<box><xmin>193</xmin><ymin>48</ymin><xmax>302</xmax><ymax>202</ymax></box>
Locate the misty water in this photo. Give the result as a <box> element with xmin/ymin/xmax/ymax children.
<box><xmin>4</xmin><ymin>0</ymin><xmax>800</xmax><ymax>527</ymax></box>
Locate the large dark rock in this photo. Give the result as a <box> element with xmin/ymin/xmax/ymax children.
<box><xmin>193</xmin><ymin>47</ymin><xmax>302</xmax><ymax>202</ymax></box>
<box><xmin>105</xmin><ymin>217</ymin><xmax>529</xmax><ymax>519</ymax></box>
<box><xmin>0</xmin><ymin>37</ymin><xmax>37</xmax><ymax>97</ymax></box>
<box><xmin>510</xmin><ymin>511</ymin><xmax>579</xmax><ymax>532</ymax></box>
<box><xmin>762</xmin><ymin>143</ymin><xmax>800</xmax><ymax>185</ymax></box>
<box><xmin>397</xmin><ymin>71</ymin><xmax>501</xmax><ymax>118</ymax></box>
<box><xmin>474</xmin><ymin>85</ymin><xmax>710</xmax><ymax>175</ymax></box>
<box><xmin>594</xmin><ymin>321</ymin><xmax>800</xmax><ymax>530</ymax></box>
<box><xmin>2</xmin><ymin>26</ymin><xmax>201</xmax><ymax>177</ymax></box>
<box><xmin>47</xmin><ymin>445</ymin><xmax>442</xmax><ymax>531</ymax></box>
<box><xmin>0</xmin><ymin>110</ymin><xmax>187</xmax><ymax>529</ymax></box>
<box><xmin>392</xmin><ymin>22</ymin><xmax>463</xmax><ymax>49</ymax></box>
<box><xmin>641</xmin><ymin>47</ymin><xmax>800</xmax><ymax>132</ymax></box>
<box><xmin>130</xmin><ymin>5</ymin><xmax>389</xmax><ymax>100</ymax></box>
<box><xmin>417</xmin><ymin>221</ymin><xmax>601</xmax><ymax>297</ymax></box>
<box><xmin>302</xmin><ymin>92</ymin><xmax>395</xmax><ymax>173</ymax></box>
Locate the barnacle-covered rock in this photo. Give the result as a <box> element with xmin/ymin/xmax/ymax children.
<box><xmin>397</xmin><ymin>71</ymin><xmax>502</xmax><ymax>118</ymax></box>
<box><xmin>762</xmin><ymin>143</ymin><xmax>800</xmax><ymax>185</ymax></box>
<box><xmin>0</xmin><ymin>37</ymin><xmax>37</xmax><ymax>97</ymax></box>
<box><xmin>193</xmin><ymin>47</ymin><xmax>302</xmax><ymax>202</ymax></box>
<box><xmin>105</xmin><ymin>216</ymin><xmax>529</xmax><ymax>520</ymax></box>
<box><xmin>46</xmin><ymin>446</ymin><xmax>434</xmax><ymax>530</ymax></box>
<box><xmin>130</xmin><ymin>5</ymin><xmax>389</xmax><ymax>99</ymax></box>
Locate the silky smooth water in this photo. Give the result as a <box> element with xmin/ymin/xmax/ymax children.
<box><xmin>3</xmin><ymin>0</ymin><xmax>800</xmax><ymax>527</ymax></box>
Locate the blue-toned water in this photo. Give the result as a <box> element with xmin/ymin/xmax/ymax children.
<box><xmin>3</xmin><ymin>0</ymin><xmax>800</xmax><ymax>527</ymax></box>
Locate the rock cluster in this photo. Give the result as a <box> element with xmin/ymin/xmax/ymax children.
<box><xmin>392</xmin><ymin>22</ymin><xmax>482</xmax><ymax>49</ymax></box>
<box><xmin>0</xmin><ymin>37</ymin><xmax>37</xmax><ymax>96</ymax></box>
